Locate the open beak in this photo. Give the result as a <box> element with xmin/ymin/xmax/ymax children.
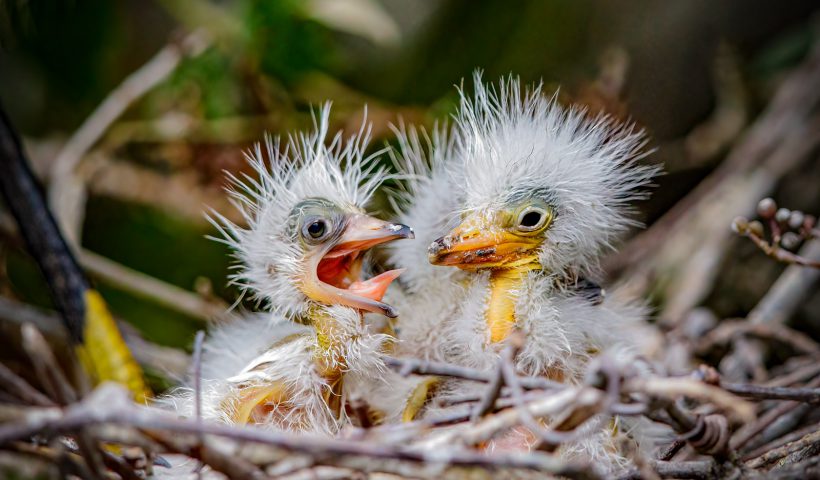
<box><xmin>302</xmin><ymin>214</ymin><xmax>414</xmax><ymax>317</ymax></box>
<box><xmin>428</xmin><ymin>212</ymin><xmax>541</xmax><ymax>270</ymax></box>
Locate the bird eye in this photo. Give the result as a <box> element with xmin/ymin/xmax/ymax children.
<box><xmin>307</xmin><ymin>221</ymin><xmax>326</xmax><ymax>238</ymax></box>
<box><xmin>516</xmin><ymin>206</ymin><xmax>551</xmax><ymax>233</ymax></box>
<box><xmin>301</xmin><ymin>217</ymin><xmax>331</xmax><ymax>242</ymax></box>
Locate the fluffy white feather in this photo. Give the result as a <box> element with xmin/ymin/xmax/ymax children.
<box><xmin>160</xmin><ymin>104</ymin><xmax>397</xmax><ymax>436</ymax></box>
<box><xmin>450</xmin><ymin>72</ymin><xmax>658</xmax><ymax>278</ymax></box>
<box><xmin>385</xmin><ymin>73</ymin><xmax>661</xmax><ymax>472</ymax></box>
<box><xmin>209</xmin><ymin>103</ymin><xmax>388</xmax><ymax>318</ymax></box>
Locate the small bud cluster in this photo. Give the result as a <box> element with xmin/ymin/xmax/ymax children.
<box><xmin>733</xmin><ymin>198</ymin><xmax>819</xmax><ymax>266</ymax></box>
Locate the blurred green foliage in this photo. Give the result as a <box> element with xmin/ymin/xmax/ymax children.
<box><xmin>244</xmin><ymin>0</ymin><xmax>334</xmax><ymax>84</ymax></box>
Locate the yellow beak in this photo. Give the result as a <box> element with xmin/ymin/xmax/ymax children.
<box><xmin>428</xmin><ymin>212</ymin><xmax>541</xmax><ymax>270</ymax></box>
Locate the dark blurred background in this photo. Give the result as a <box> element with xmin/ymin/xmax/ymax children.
<box><xmin>1</xmin><ymin>0</ymin><xmax>818</xmax><ymax>387</ymax></box>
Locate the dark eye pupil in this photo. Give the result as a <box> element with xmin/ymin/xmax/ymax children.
<box><xmin>520</xmin><ymin>211</ymin><xmax>542</xmax><ymax>228</ymax></box>
<box><xmin>307</xmin><ymin>221</ymin><xmax>326</xmax><ymax>238</ymax></box>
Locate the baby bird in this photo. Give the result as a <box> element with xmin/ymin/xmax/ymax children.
<box><xmin>163</xmin><ymin>105</ymin><xmax>413</xmax><ymax>435</ymax></box>
<box><xmin>389</xmin><ymin>74</ymin><xmax>658</xmax><ymax>465</ymax></box>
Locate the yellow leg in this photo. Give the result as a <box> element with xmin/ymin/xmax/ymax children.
<box><xmin>402</xmin><ymin>376</ymin><xmax>441</xmax><ymax>422</ymax></box>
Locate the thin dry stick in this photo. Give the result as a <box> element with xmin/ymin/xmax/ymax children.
<box><xmin>743</xmin><ymin>231</ymin><xmax>820</xmax><ymax>268</ymax></box>
<box><xmin>192</xmin><ymin>330</ymin><xmax>206</xmax><ymax>478</ymax></box>
<box><xmin>742</xmin><ymin>421</ymin><xmax>820</xmax><ymax>461</ymax></box>
<box><xmin>746</xmin><ymin>430</ymin><xmax>820</xmax><ymax>469</ymax></box>
<box><xmin>498</xmin><ymin>342</ymin><xmax>592</xmax><ymax>448</ymax></box>
<box><xmin>721</xmin><ymin>382</ymin><xmax>820</xmax><ymax>403</ymax></box>
<box><xmin>696</xmin><ymin>320</ymin><xmax>819</xmax><ymax>356</ymax></box>
<box><xmin>731</xmin><ymin>400</ymin><xmax>802</xmax><ymax>451</ymax></box>
<box><xmin>0</xmin><ymin>384</ymin><xmax>602</xmax><ymax>480</ymax></box>
<box><xmin>731</xmin><ymin>374</ymin><xmax>820</xmax><ymax>450</ymax></box>
<box><xmin>619</xmin><ymin>460</ymin><xmax>716</xmax><ymax>480</ymax></box>
<box><xmin>748</xmin><ymin>239</ymin><xmax>820</xmax><ymax>326</ymax></box>
<box><xmin>48</xmin><ymin>31</ymin><xmax>210</xmax><ymax>246</ymax></box>
<box><xmin>384</xmin><ymin>356</ymin><xmax>562</xmax><ymax>390</ymax></box>
<box><xmin>471</xmin><ymin>363</ymin><xmax>504</xmax><ymax>421</ymax></box>
<box><xmin>764</xmin><ymin>360</ymin><xmax>820</xmax><ymax>387</ymax></box>
<box><xmin>723</xmin><ymin>240</ymin><xmax>820</xmax><ymax>381</ymax></box>
<box><xmin>80</xmin><ymin>250</ymin><xmax>227</xmax><ymax>322</ymax></box>
<box><xmin>192</xmin><ymin>330</ymin><xmax>206</xmax><ymax>425</ymax></box>
<box><xmin>19</xmin><ymin>326</ymin><xmax>109</xmax><ymax>478</ymax></box>
<box><xmin>0</xmin><ymin>362</ymin><xmax>56</xmax><ymax>407</ymax></box>
<box><xmin>20</xmin><ymin>324</ymin><xmax>77</xmax><ymax>405</ymax></box>
<box><xmin>142</xmin><ymin>429</ymin><xmax>266</xmax><ymax>480</ymax></box>
<box><xmin>0</xmin><ymin>214</ymin><xmax>226</xmax><ymax>324</ymax></box>
<box><xmin>10</xmin><ymin>442</ymin><xmax>97</xmax><ymax>480</ymax></box>
<box><xmin>0</xmin><ymin>294</ymin><xmax>190</xmax><ymax>379</ymax></box>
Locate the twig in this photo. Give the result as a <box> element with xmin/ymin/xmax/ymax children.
<box><xmin>731</xmin><ymin>400</ymin><xmax>803</xmax><ymax>451</ymax></box>
<box><xmin>768</xmin><ymin>455</ymin><xmax>820</xmax><ymax>478</ymax></box>
<box><xmin>764</xmin><ymin>360</ymin><xmax>820</xmax><ymax>387</ymax></box>
<box><xmin>607</xmin><ymin>39</ymin><xmax>820</xmax><ymax>324</ymax></box>
<box><xmin>0</xmin><ymin>295</ymin><xmax>190</xmax><ymax>379</ymax></box>
<box><xmin>742</xmin><ymin>421</ymin><xmax>820</xmax><ymax>461</ymax></box>
<box><xmin>745</xmin><ymin>430</ymin><xmax>820</xmax><ymax>469</ymax></box>
<box><xmin>436</xmin><ymin>388</ymin><xmax>595</xmax><ymax>449</ymax></box>
<box><xmin>625</xmin><ymin>376</ymin><xmax>755</xmax><ymax>422</ymax></box>
<box><xmin>99</xmin><ymin>449</ymin><xmax>143</xmax><ymax>480</ymax></box>
<box><xmin>471</xmin><ymin>363</ymin><xmax>504</xmax><ymax>421</ymax></box>
<box><xmin>143</xmin><ymin>429</ymin><xmax>266</xmax><ymax>480</ymax></box>
<box><xmin>79</xmin><ymin>249</ymin><xmax>227</xmax><ymax>322</ymax></box>
<box><xmin>48</xmin><ymin>31</ymin><xmax>210</xmax><ymax>246</ymax></box>
<box><xmin>498</xmin><ymin>344</ymin><xmax>569</xmax><ymax>447</ymax></box>
<box><xmin>748</xmin><ymin>239</ymin><xmax>820</xmax><ymax>326</ymax></box>
<box><xmin>0</xmin><ymin>213</ymin><xmax>227</xmax><ymax>324</ymax></box>
<box><xmin>20</xmin><ymin>324</ymin><xmax>78</xmax><ymax>404</ymax></box>
<box><xmin>0</xmin><ymin>384</ymin><xmax>602</xmax><ymax>479</ymax></box>
<box><xmin>0</xmin><ymin>362</ymin><xmax>56</xmax><ymax>407</ymax></box>
<box><xmin>619</xmin><ymin>460</ymin><xmax>717</xmax><ymax>480</ymax></box>
<box><xmin>192</xmin><ymin>330</ymin><xmax>205</xmax><ymax>426</ymax></box>
<box><xmin>9</xmin><ymin>442</ymin><xmax>97</xmax><ymax>480</ymax></box>
<box><xmin>721</xmin><ymin>382</ymin><xmax>820</xmax><ymax>403</ymax></box>
<box><xmin>656</xmin><ymin>439</ymin><xmax>686</xmax><ymax>461</ymax></box>
<box><xmin>384</xmin><ymin>356</ymin><xmax>562</xmax><ymax>390</ymax></box>
<box><xmin>722</xmin><ymin>240</ymin><xmax>820</xmax><ymax>381</ymax></box>
<box><xmin>743</xmin><ymin>232</ymin><xmax>820</xmax><ymax>269</ymax></box>
<box><xmin>192</xmin><ymin>330</ymin><xmax>205</xmax><ymax>478</ymax></box>
<box><xmin>731</xmin><ymin>374</ymin><xmax>820</xmax><ymax>451</ymax></box>
<box><xmin>696</xmin><ymin>320</ymin><xmax>819</xmax><ymax>357</ymax></box>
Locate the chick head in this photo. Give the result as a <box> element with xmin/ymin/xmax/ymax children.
<box><xmin>213</xmin><ymin>104</ymin><xmax>413</xmax><ymax>319</ymax></box>
<box><xmin>428</xmin><ymin>73</ymin><xmax>657</xmax><ymax>278</ymax></box>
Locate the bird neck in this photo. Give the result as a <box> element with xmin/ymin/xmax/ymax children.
<box><xmin>306</xmin><ymin>306</ymin><xmax>360</xmax><ymax>376</ymax></box>
<box><xmin>486</xmin><ymin>264</ymin><xmax>540</xmax><ymax>344</ymax></box>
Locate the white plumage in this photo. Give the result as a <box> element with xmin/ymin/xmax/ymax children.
<box><xmin>160</xmin><ymin>104</ymin><xmax>412</xmax><ymax>436</ymax></box>
<box><xmin>386</xmin><ymin>73</ymin><xmax>660</xmax><ymax>472</ymax></box>
<box><xmin>445</xmin><ymin>74</ymin><xmax>655</xmax><ymax>279</ymax></box>
<box><xmin>159</xmin><ymin>71</ymin><xmax>661</xmax><ymax>474</ymax></box>
<box><xmin>210</xmin><ymin>106</ymin><xmax>388</xmax><ymax>317</ymax></box>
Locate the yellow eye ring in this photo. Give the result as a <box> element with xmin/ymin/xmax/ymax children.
<box><xmin>515</xmin><ymin>205</ymin><xmax>553</xmax><ymax>234</ymax></box>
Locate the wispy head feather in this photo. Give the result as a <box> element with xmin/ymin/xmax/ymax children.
<box><xmin>209</xmin><ymin>104</ymin><xmax>388</xmax><ymax>317</ymax></box>
<box><xmin>450</xmin><ymin>72</ymin><xmax>659</xmax><ymax>276</ymax></box>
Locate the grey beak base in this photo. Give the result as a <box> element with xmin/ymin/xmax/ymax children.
<box><xmin>390</xmin><ymin>224</ymin><xmax>415</xmax><ymax>240</ymax></box>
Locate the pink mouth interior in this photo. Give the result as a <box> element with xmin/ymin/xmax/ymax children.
<box><xmin>317</xmin><ymin>250</ymin><xmax>403</xmax><ymax>303</ymax></box>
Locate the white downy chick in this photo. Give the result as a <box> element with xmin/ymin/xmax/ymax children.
<box><xmin>160</xmin><ymin>104</ymin><xmax>414</xmax><ymax>436</ymax></box>
<box><xmin>390</xmin><ymin>73</ymin><xmax>660</xmax><ymax>472</ymax></box>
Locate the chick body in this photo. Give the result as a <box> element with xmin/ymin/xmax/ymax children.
<box><xmin>387</xmin><ymin>73</ymin><xmax>660</xmax><ymax>473</ymax></box>
<box><xmin>160</xmin><ymin>105</ymin><xmax>409</xmax><ymax>436</ymax></box>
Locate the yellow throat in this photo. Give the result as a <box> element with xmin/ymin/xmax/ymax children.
<box><xmin>486</xmin><ymin>262</ymin><xmax>540</xmax><ymax>344</ymax></box>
